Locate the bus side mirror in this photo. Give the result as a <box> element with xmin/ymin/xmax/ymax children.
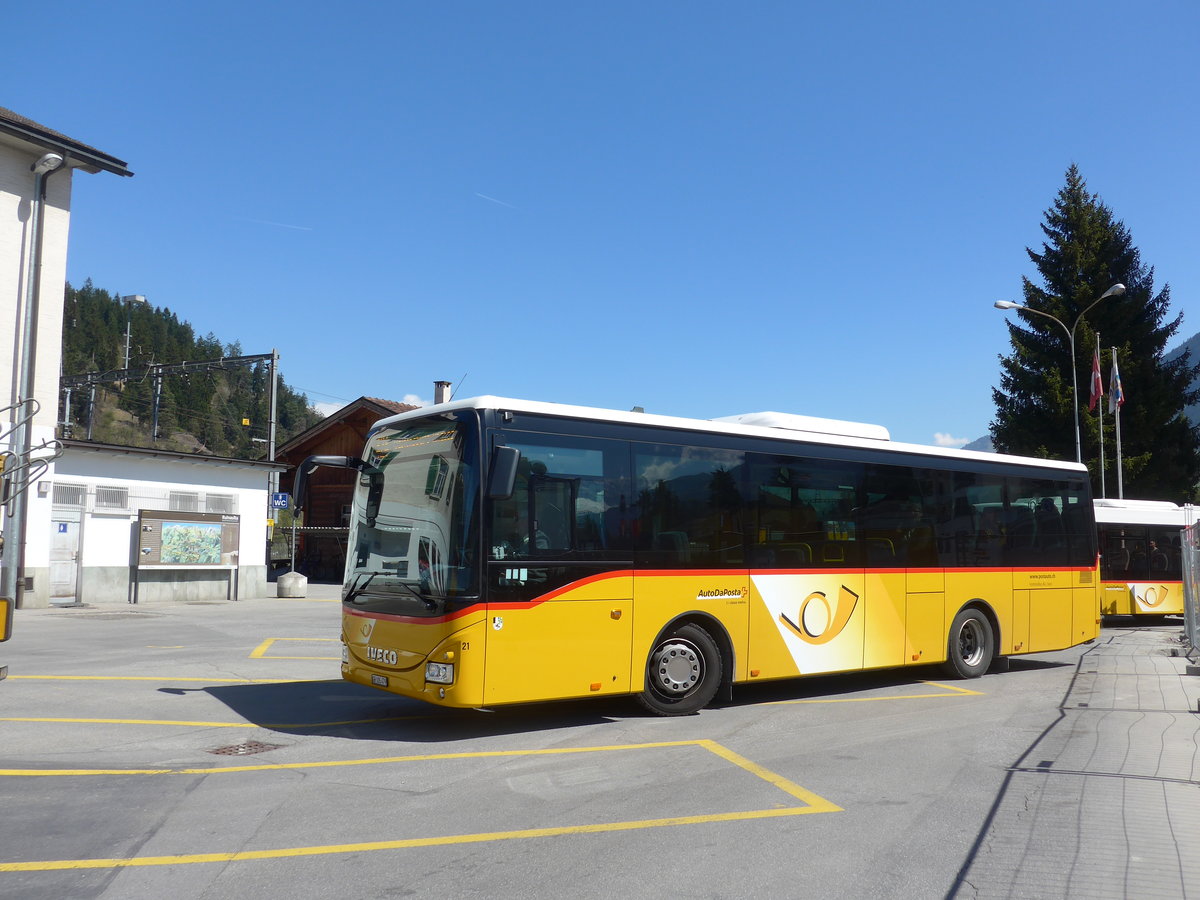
<box><xmin>488</xmin><ymin>446</ymin><xmax>520</xmax><ymax>500</ymax></box>
<box><xmin>294</xmin><ymin>455</ymin><xmax>363</xmax><ymax>513</ymax></box>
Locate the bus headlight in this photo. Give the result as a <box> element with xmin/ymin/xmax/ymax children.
<box><xmin>425</xmin><ymin>662</ymin><xmax>454</xmax><ymax>684</ymax></box>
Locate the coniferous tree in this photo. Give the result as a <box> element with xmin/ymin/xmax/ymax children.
<box><xmin>992</xmin><ymin>165</ymin><xmax>1200</xmax><ymax>501</ymax></box>
<box><xmin>60</xmin><ymin>282</ymin><xmax>324</xmax><ymax>455</ymax></box>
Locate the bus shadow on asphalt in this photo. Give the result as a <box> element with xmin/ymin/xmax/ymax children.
<box><xmin>194</xmin><ymin>679</ymin><xmax>634</xmax><ymax>742</ymax></box>
<box><xmin>719</xmin><ymin>658</ymin><xmax>1069</xmax><ymax>708</ymax></box>
<box><xmin>1101</xmin><ymin>615</ymin><xmax>1185</xmax><ymax>629</ymax></box>
<box><xmin>189</xmin><ymin>657</ymin><xmax>1074</xmax><ymax>743</ymax></box>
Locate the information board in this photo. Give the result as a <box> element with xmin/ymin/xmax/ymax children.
<box><xmin>137</xmin><ymin>510</ymin><xmax>241</xmax><ymax>569</ymax></box>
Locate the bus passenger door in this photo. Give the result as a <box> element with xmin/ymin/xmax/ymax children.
<box><xmin>483</xmin><ymin>568</ymin><xmax>633</xmax><ymax>704</ymax></box>
<box><xmin>1019</xmin><ymin>570</ymin><xmax>1074</xmax><ymax>651</ymax></box>
<box><xmin>482</xmin><ymin>430</ymin><xmax>637</xmax><ymax>704</ymax></box>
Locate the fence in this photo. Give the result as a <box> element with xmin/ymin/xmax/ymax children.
<box><xmin>270</xmin><ymin>525</ymin><xmax>349</xmax><ymax>582</ymax></box>
<box><xmin>1182</xmin><ymin>506</ymin><xmax>1199</xmax><ymax>655</ymax></box>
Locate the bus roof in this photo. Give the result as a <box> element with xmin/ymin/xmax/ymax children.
<box><xmin>373</xmin><ymin>395</ymin><xmax>1090</xmax><ymax>474</ymax></box>
<box><xmin>710</xmin><ymin>410</ymin><xmax>891</xmax><ymax>441</ymax></box>
<box><xmin>1093</xmin><ymin>498</ymin><xmax>1192</xmax><ymax>527</ymax></box>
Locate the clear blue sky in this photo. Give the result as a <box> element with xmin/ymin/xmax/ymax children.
<box><xmin>5</xmin><ymin>1</ymin><xmax>1197</xmax><ymax>446</ymax></box>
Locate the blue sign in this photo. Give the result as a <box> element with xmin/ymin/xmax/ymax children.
<box><xmin>270</xmin><ymin>492</ymin><xmax>290</xmax><ymax>510</ymax></box>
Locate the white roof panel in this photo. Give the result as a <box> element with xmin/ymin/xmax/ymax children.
<box><xmin>373</xmin><ymin>396</ymin><xmax>1089</xmax><ymax>474</ymax></box>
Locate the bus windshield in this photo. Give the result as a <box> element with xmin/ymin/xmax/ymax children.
<box><xmin>343</xmin><ymin>412</ymin><xmax>481</xmax><ymax>613</ymax></box>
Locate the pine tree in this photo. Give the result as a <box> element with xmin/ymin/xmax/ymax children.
<box><xmin>60</xmin><ymin>282</ymin><xmax>324</xmax><ymax>455</ymax></box>
<box><xmin>991</xmin><ymin>165</ymin><xmax>1200</xmax><ymax>501</ymax></box>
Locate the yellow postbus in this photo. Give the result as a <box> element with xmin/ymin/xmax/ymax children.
<box><xmin>1</xmin><ymin>559</ymin><xmax>9</xmax><ymax>681</ymax></box>
<box><xmin>296</xmin><ymin>397</ymin><xmax>1100</xmax><ymax>715</ymax></box>
<box><xmin>1094</xmin><ymin>498</ymin><xmax>1191</xmax><ymax>618</ymax></box>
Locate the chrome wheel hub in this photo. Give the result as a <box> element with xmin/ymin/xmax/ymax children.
<box><xmin>652</xmin><ymin>639</ymin><xmax>702</xmax><ymax>694</ymax></box>
<box><xmin>958</xmin><ymin>619</ymin><xmax>984</xmax><ymax>667</ymax></box>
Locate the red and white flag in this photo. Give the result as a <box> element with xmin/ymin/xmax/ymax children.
<box><xmin>1089</xmin><ymin>344</ymin><xmax>1103</xmax><ymax>411</ymax></box>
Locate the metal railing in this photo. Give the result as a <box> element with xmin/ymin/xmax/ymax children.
<box><xmin>1181</xmin><ymin>506</ymin><xmax>1199</xmax><ymax>655</ymax></box>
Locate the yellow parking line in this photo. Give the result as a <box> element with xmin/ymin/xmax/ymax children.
<box><xmin>0</xmin><ymin>739</ymin><xmax>840</xmax><ymax>787</ymax></box>
<box><xmin>762</xmin><ymin>680</ymin><xmax>981</xmax><ymax>705</ymax></box>
<box><xmin>0</xmin><ymin>717</ymin><xmax>254</xmax><ymax>730</ymax></box>
<box><xmin>250</xmin><ymin>637</ymin><xmax>340</xmax><ymax>660</ymax></box>
<box><xmin>0</xmin><ymin>808</ymin><xmax>828</xmax><ymax>872</ymax></box>
<box><xmin>696</xmin><ymin>740</ymin><xmax>839</xmax><ymax>810</ymax></box>
<box><xmin>2</xmin><ymin>740</ymin><xmax>709</xmax><ymax>776</ymax></box>
<box><xmin>0</xmin><ymin>740</ymin><xmax>840</xmax><ymax>871</ymax></box>
<box><xmin>6</xmin><ymin>675</ymin><xmax>313</xmax><ymax>683</ymax></box>
<box><xmin>920</xmin><ymin>680</ymin><xmax>983</xmax><ymax>695</ymax></box>
<box><xmin>0</xmin><ymin>713</ymin><xmax>432</xmax><ymax>735</ymax></box>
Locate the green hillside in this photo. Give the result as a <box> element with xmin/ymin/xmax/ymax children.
<box><xmin>60</xmin><ymin>280</ymin><xmax>323</xmax><ymax>457</ymax></box>
<box><xmin>1165</xmin><ymin>331</ymin><xmax>1200</xmax><ymax>427</ymax></box>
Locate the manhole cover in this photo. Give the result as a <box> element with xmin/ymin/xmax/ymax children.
<box><xmin>207</xmin><ymin>741</ymin><xmax>284</xmax><ymax>756</ymax></box>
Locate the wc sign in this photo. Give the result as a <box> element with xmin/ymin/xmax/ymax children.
<box><xmin>270</xmin><ymin>493</ymin><xmax>290</xmax><ymax>510</ymax></box>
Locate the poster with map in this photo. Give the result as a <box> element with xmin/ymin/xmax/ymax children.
<box><xmin>160</xmin><ymin>521</ymin><xmax>223</xmax><ymax>564</ymax></box>
<box><xmin>137</xmin><ymin>510</ymin><xmax>240</xmax><ymax>568</ymax></box>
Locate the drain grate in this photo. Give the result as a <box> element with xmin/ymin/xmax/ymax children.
<box><xmin>207</xmin><ymin>740</ymin><xmax>284</xmax><ymax>756</ymax></box>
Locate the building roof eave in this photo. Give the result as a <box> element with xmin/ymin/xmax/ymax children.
<box><xmin>275</xmin><ymin>397</ymin><xmax>419</xmax><ymax>457</ymax></box>
<box><xmin>0</xmin><ymin>106</ymin><xmax>132</xmax><ymax>178</ymax></box>
<box><xmin>61</xmin><ymin>439</ymin><xmax>287</xmax><ymax>470</ymax></box>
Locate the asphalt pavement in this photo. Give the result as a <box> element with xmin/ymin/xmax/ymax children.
<box><xmin>948</xmin><ymin>619</ymin><xmax>1200</xmax><ymax>898</ymax></box>
<box><xmin>1</xmin><ymin>581</ymin><xmax>1198</xmax><ymax>899</ymax></box>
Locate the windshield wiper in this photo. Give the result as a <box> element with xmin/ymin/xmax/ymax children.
<box><xmin>343</xmin><ymin>571</ymin><xmax>438</xmax><ymax>611</ymax></box>
<box><xmin>343</xmin><ymin>571</ymin><xmax>381</xmax><ymax>605</ymax></box>
<box><xmin>391</xmin><ymin>579</ymin><xmax>439</xmax><ymax>611</ymax></box>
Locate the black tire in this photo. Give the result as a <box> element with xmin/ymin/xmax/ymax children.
<box><xmin>941</xmin><ymin>607</ymin><xmax>994</xmax><ymax>679</ymax></box>
<box><xmin>637</xmin><ymin>623</ymin><xmax>722</xmax><ymax>716</ymax></box>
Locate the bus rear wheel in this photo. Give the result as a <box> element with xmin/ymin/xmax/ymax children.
<box><xmin>637</xmin><ymin>623</ymin><xmax>722</xmax><ymax>716</ymax></box>
<box><xmin>942</xmin><ymin>608</ymin><xmax>994</xmax><ymax>679</ymax></box>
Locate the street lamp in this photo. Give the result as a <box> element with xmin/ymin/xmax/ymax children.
<box><xmin>120</xmin><ymin>294</ymin><xmax>146</xmax><ymax>373</ymax></box>
<box><xmin>994</xmin><ymin>283</ymin><xmax>1125</xmax><ymax>463</ymax></box>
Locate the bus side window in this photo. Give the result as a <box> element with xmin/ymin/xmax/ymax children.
<box><xmin>634</xmin><ymin>444</ymin><xmax>745</xmax><ymax>569</ymax></box>
<box><xmin>489</xmin><ymin>435</ymin><xmax>632</xmax><ymax>562</ymax></box>
<box><xmin>530</xmin><ymin>475</ymin><xmax>576</xmax><ymax>552</ymax></box>
<box><xmin>1107</xmin><ymin>542</ymin><xmax>1130</xmax><ymax>575</ymax></box>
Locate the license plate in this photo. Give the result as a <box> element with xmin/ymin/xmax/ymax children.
<box><xmin>370</xmin><ymin>674</ymin><xmax>388</xmax><ymax>687</ymax></box>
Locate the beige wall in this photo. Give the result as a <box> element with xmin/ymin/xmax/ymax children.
<box><xmin>1</xmin><ymin>138</ymin><xmax>75</xmax><ymax>605</ymax></box>
<box><xmin>0</xmin><ymin>141</ymin><xmax>73</xmax><ymax>445</ymax></box>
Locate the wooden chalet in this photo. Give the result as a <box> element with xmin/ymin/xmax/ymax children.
<box><xmin>275</xmin><ymin>396</ymin><xmax>416</xmax><ymax>581</ymax></box>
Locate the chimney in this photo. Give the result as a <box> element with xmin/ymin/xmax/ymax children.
<box><xmin>434</xmin><ymin>381</ymin><xmax>451</xmax><ymax>404</ymax></box>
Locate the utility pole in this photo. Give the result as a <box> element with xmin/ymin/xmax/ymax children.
<box><xmin>266</xmin><ymin>349</ymin><xmax>279</xmax><ymax>574</ymax></box>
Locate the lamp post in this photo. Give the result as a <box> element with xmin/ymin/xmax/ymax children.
<box><xmin>120</xmin><ymin>294</ymin><xmax>147</xmax><ymax>372</ymax></box>
<box><xmin>994</xmin><ymin>283</ymin><xmax>1125</xmax><ymax>464</ymax></box>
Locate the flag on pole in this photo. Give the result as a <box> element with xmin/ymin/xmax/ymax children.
<box><xmin>1108</xmin><ymin>355</ymin><xmax>1125</xmax><ymax>412</ymax></box>
<box><xmin>1089</xmin><ymin>343</ymin><xmax>1103</xmax><ymax>411</ymax></box>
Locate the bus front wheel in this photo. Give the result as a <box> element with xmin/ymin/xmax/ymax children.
<box><xmin>637</xmin><ymin>623</ymin><xmax>722</xmax><ymax>716</ymax></box>
<box><xmin>942</xmin><ymin>608</ymin><xmax>994</xmax><ymax>679</ymax></box>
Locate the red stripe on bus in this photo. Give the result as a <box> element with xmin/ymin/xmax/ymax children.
<box><xmin>343</xmin><ymin>565</ymin><xmax>1099</xmax><ymax>625</ymax></box>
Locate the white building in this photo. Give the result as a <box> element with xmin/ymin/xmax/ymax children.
<box><xmin>2</xmin><ymin>107</ymin><xmax>282</xmax><ymax>606</ymax></box>
<box><xmin>51</xmin><ymin>440</ymin><xmax>284</xmax><ymax>603</ymax></box>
